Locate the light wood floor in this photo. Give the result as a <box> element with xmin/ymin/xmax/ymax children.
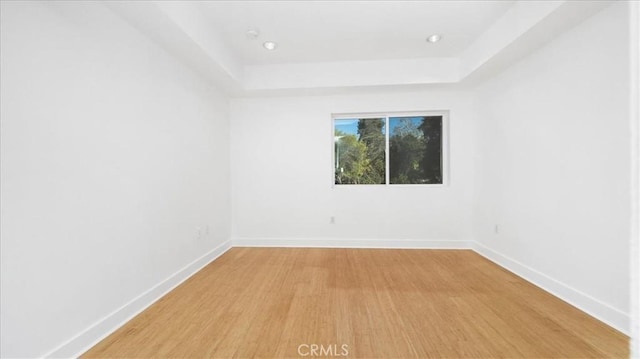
<box><xmin>83</xmin><ymin>248</ymin><xmax>628</xmax><ymax>358</ymax></box>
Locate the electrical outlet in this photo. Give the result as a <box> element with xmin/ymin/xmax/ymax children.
<box><xmin>494</xmin><ymin>224</ymin><xmax>499</xmax><ymax>234</ymax></box>
<box><xmin>330</xmin><ymin>216</ymin><xmax>335</xmax><ymax>224</ymax></box>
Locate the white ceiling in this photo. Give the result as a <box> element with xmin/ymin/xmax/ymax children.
<box><xmin>199</xmin><ymin>1</ymin><xmax>514</xmax><ymax>65</ymax></box>
<box><xmin>108</xmin><ymin>1</ymin><xmax>611</xmax><ymax>94</ymax></box>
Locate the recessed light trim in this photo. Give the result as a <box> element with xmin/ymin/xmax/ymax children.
<box><xmin>246</xmin><ymin>29</ymin><xmax>260</xmax><ymax>40</ymax></box>
<box><xmin>263</xmin><ymin>41</ymin><xmax>278</xmax><ymax>51</ymax></box>
<box><xmin>426</xmin><ymin>34</ymin><xmax>442</xmax><ymax>43</ymax></box>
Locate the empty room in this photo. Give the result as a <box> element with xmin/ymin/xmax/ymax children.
<box><xmin>1</xmin><ymin>0</ymin><xmax>639</xmax><ymax>358</ymax></box>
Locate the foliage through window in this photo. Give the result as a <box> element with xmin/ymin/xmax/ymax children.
<box><xmin>334</xmin><ymin>113</ymin><xmax>445</xmax><ymax>185</ymax></box>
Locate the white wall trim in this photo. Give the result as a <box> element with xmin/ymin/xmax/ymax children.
<box><xmin>232</xmin><ymin>237</ymin><xmax>472</xmax><ymax>249</ymax></box>
<box><xmin>472</xmin><ymin>241</ymin><xmax>630</xmax><ymax>336</ymax></box>
<box><xmin>43</xmin><ymin>239</ymin><xmax>233</xmax><ymax>358</ymax></box>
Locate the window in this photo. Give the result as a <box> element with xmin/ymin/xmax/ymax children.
<box><xmin>333</xmin><ymin>112</ymin><xmax>447</xmax><ymax>185</ymax></box>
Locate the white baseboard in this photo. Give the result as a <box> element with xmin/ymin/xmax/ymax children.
<box><xmin>472</xmin><ymin>241</ymin><xmax>630</xmax><ymax>335</ymax></box>
<box><xmin>43</xmin><ymin>239</ymin><xmax>232</xmax><ymax>358</ymax></box>
<box><xmin>232</xmin><ymin>237</ymin><xmax>472</xmax><ymax>249</ymax></box>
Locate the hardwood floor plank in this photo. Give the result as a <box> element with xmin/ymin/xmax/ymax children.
<box><xmin>82</xmin><ymin>248</ymin><xmax>628</xmax><ymax>358</ymax></box>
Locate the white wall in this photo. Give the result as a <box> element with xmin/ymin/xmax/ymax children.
<box><xmin>473</xmin><ymin>2</ymin><xmax>630</xmax><ymax>333</ymax></box>
<box><xmin>1</xmin><ymin>0</ymin><xmax>633</xmax><ymax>356</ymax></box>
<box><xmin>0</xmin><ymin>2</ymin><xmax>230</xmax><ymax>357</ymax></box>
<box><xmin>630</xmin><ymin>1</ymin><xmax>640</xmax><ymax>355</ymax></box>
<box><xmin>230</xmin><ymin>90</ymin><xmax>475</xmax><ymax>245</ymax></box>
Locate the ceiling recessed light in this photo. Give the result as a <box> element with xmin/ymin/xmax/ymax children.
<box><xmin>426</xmin><ymin>34</ymin><xmax>442</xmax><ymax>43</ymax></box>
<box><xmin>246</xmin><ymin>29</ymin><xmax>260</xmax><ymax>40</ymax></box>
<box><xmin>263</xmin><ymin>41</ymin><xmax>278</xmax><ymax>51</ymax></box>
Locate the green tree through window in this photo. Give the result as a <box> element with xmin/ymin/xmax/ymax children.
<box><xmin>334</xmin><ymin>118</ymin><xmax>385</xmax><ymax>184</ymax></box>
<box><xmin>334</xmin><ymin>114</ymin><xmax>444</xmax><ymax>185</ymax></box>
<box><xmin>389</xmin><ymin>116</ymin><xmax>442</xmax><ymax>184</ymax></box>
